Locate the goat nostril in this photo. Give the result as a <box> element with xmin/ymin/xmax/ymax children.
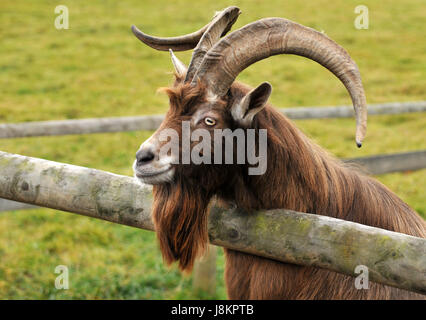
<box><xmin>136</xmin><ymin>149</ymin><xmax>155</xmax><ymax>165</ymax></box>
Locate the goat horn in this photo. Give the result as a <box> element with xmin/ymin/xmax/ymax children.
<box><xmin>193</xmin><ymin>18</ymin><xmax>368</xmax><ymax>146</ymax></box>
<box><xmin>184</xmin><ymin>6</ymin><xmax>241</xmax><ymax>82</ymax></box>
<box><xmin>131</xmin><ymin>24</ymin><xmax>210</xmax><ymax>52</ymax></box>
<box><xmin>169</xmin><ymin>49</ymin><xmax>187</xmax><ymax>77</ymax></box>
<box><xmin>131</xmin><ymin>7</ymin><xmax>238</xmax><ymax>52</ymax></box>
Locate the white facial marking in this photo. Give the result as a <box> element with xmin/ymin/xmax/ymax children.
<box><xmin>158</xmin><ymin>155</ymin><xmax>176</xmax><ymax>167</ymax></box>
<box><xmin>231</xmin><ymin>100</ymin><xmax>246</xmax><ymax>121</ymax></box>
<box><xmin>134</xmin><ymin>134</ymin><xmax>176</xmax><ymax>185</ymax></box>
<box><xmin>139</xmin><ymin>135</ymin><xmax>156</xmax><ymax>150</ymax></box>
<box><xmin>206</xmin><ymin>90</ymin><xmax>219</xmax><ymax>103</ymax></box>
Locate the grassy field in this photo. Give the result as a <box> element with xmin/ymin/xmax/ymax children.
<box><xmin>0</xmin><ymin>0</ymin><xmax>425</xmax><ymax>299</ymax></box>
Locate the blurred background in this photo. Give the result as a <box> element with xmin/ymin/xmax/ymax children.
<box><xmin>0</xmin><ymin>0</ymin><xmax>424</xmax><ymax>299</ymax></box>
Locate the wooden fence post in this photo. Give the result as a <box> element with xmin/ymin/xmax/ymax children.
<box><xmin>193</xmin><ymin>245</ymin><xmax>217</xmax><ymax>296</ymax></box>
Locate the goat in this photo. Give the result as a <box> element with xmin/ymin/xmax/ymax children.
<box><xmin>131</xmin><ymin>7</ymin><xmax>425</xmax><ymax>299</ymax></box>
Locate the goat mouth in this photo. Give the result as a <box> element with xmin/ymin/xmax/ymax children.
<box><xmin>134</xmin><ymin>166</ymin><xmax>174</xmax><ymax>184</ymax></box>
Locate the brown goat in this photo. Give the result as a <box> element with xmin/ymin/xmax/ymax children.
<box><xmin>131</xmin><ymin>7</ymin><xmax>425</xmax><ymax>299</ymax></box>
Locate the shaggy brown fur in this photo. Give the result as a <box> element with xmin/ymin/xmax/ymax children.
<box><xmin>150</xmin><ymin>78</ymin><xmax>425</xmax><ymax>299</ymax></box>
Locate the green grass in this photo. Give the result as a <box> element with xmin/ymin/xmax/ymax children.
<box><xmin>0</xmin><ymin>0</ymin><xmax>425</xmax><ymax>299</ymax></box>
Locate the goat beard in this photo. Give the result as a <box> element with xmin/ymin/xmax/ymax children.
<box><xmin>152</xmin><ymin>180</ymin><xmax>212</xmax><ymax>272</ymax></box>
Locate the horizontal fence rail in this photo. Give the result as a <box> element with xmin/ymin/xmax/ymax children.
<box><xmin>344</xmin><ymin>150</ymin><xmax>426</xmax><ymax>175</ymax></box>
<box><xmin>0</xmin><ymin>198</ymin><xmax>37</xmax><ymax>211</ymax></box>
<box><xmin>0</xmin><ymin>151</ymin><xmax>424</xmax><ymax>295</ymax></box>
<box><xmin>284</xmin><ymin>101</ymin><xmax>426</xmax><ymax>119</ymax></box>
<box><xmin>1</xmin><ymin>150</ymin><xmax>425</xmax><ymax>213</ymax></box>
<box><xmin>0</xmin><ymin>101</ymin><xmax>425</xmax><ymax>139</ymax></box>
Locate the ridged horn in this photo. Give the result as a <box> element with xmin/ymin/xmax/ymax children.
<box><xmin>131</xmin><ymin>7</ymin><xmax>239</xmax><ymax>53</ymax></box>
<box><xmin>193</xmin><ymin>18</ymin><xmax>368</xmax><ymax>146</ymax></box>
<box><xmin>184</xmin><ymin>6</ymin><xmax>241</xmax><ymax>82</ymax></box>
<box><xmin>131</xmin><ymin>23</ymin><xmax>210</xmax><ymax>52</ymax></box>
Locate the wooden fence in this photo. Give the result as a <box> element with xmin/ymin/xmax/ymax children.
<box><xmin>1</xmin><ymin>149</ymin><xmax>424</xmax><ymax>213</ymax></box>
<box><xmin>0</xmin><ymin>101</ymin><xmax>425</xmax><ymax>296</ymax></box>
<box><xmin>0</xmin><ymin>101</ymin><xmax>425</xmax><ymax>139</ymax></box>
<box><xmin>0</xmin><ymin>150</ymin><xmax>424</xmax><ymax>295</ymax></box>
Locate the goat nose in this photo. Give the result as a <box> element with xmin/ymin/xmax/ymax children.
<box><xmin>136</xmin><ymin>148</ymin><xmax>155</xmax><ymax>166</ymax></box>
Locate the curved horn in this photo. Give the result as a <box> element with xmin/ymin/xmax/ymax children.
<box><xmin>131</xmin><ymin>23</ymin><xmax>210</xmax><ymax>52</ymax></box>
<box><xmin>131</xmin><ymin>7</ymin><xmax>239</xmax><ymax>52</ymax></box>
<box><xmin>184</xmin><ymin>6</ymin><xmax>241</xmax><ymax>82</ymax></box>
<box><xmin>193</xmin><ymin>18</ymin><xmax>368</xmax><ymax>146</ymax></box>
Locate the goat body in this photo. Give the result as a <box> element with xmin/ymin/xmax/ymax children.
<box><xmin>131</xmin><ymin>7</ymin><xmax>426</xmax><ymax>299</ymax></box>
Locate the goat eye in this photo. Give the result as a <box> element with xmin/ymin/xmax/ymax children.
<box><xmin>204</xmin><ymin>117</ymin><xmax>216</xmax><ymax>126</ymax></box>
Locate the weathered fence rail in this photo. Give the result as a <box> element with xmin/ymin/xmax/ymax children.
<box><xmin>343</xmin><ymin>150</ymin><xmax>426</xmax><ymax>175</ymax></box>
<box><xmin>2</xmin><ymin>150</ymin><xmax>424</xmax><ymax>213</ymax></box>
<box><xmin>0</xmin><ymin>150</ymin><xmax>424</xmax><ymax>295</ymax></box>
<box><xmin>0</xmin><ymin>198</ymin><xmax>36</xmax><ymax>211</ymax></box>
<box><xmin>0</xmin><ymin>101</ymin><xmax>424</xmax><ymax>138</ymax></box>
<box><xmin>285</xmin><ymin>101</ymin><xmax>426</xmax><ymax>119</ymax></box>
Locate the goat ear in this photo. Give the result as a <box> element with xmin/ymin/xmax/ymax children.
<box><xmin>169</xmin><ymin>49</ymin><xmax>187</xmax><ymax>78</ymax></box>
<box><xmin>231</xmin><ymin>82</ymin><xmax>272</xmax><ymax>126</ymax></box>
